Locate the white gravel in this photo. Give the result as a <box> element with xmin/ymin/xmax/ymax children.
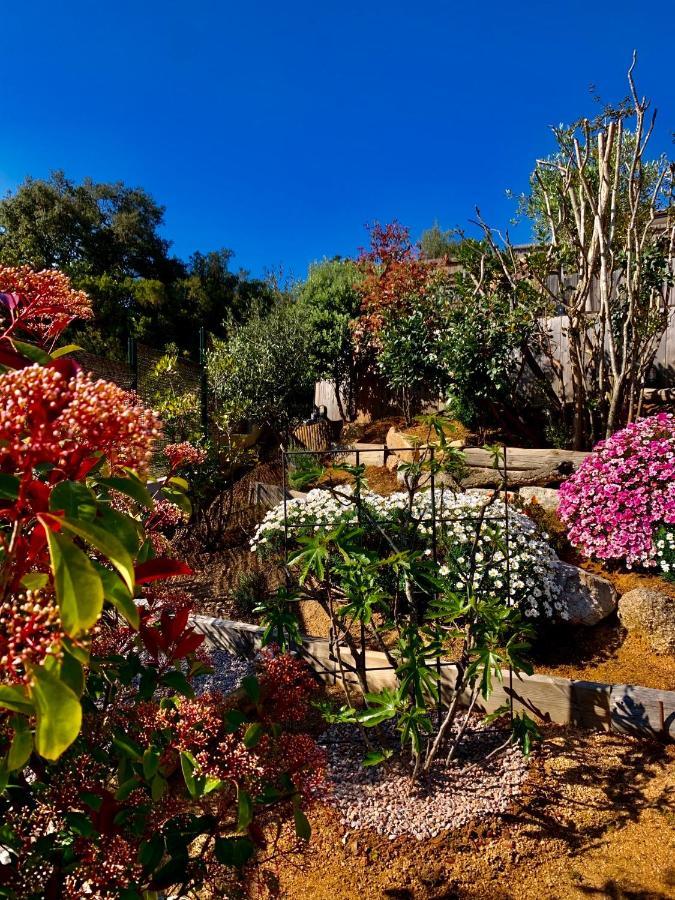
<box><xmin>321</xmin><ymin>717</ymin><xmax>530</xmax><ymax>841</ymax></box>
<box><xmin>195</xmin><ymin>644</ymin><xmax>254</xmax><ymax>695</ymax></box>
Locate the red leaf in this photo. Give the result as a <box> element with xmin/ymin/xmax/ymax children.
<box><xmin>134</xmin><ymin>558</ymin><xmax>192</xmax><ymax>584</ymax></box>
<box><xmin>172</xmin><ymin>630</ymin><xmax>205</xmax><ymax>659</ymax></box>
<box><xmin>163</xmin><ymin>606</ymin><xmax>190</xmax><ymax>642</ymax></box>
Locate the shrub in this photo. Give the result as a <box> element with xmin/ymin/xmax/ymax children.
<box><xmin>0</xmin><ymin>268</ymin><xmax>324</xmax><ymax>896</ymax></box>
<box><xmin>207</xmin><ymin>301</ymin><xmax>316</xmax><ymax>434</ymax></box>
<box><xmin>252</xmin><ymin>486</ymin><xmax>565</xmax><ymax>621</ymax></box>
<box><xmin>558</xmin><ymin>413</ymin><xmax>675</xmax><ymax>567</ymax></box>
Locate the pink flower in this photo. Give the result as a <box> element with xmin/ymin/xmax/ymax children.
<box><xmin>559</xmin><ymin>414</ymin><xmax>675</xmax><ymax>566</ymax></box>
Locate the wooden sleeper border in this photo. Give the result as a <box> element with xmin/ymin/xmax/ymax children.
<box><xmin>192</xmin><ymin>615</ymin><xmax>675</xmax><ymax>742</ymax></box>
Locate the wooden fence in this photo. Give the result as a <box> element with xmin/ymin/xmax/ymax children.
<box><xmin>192</xmin><ymin>615</ymin><xmax>675</xmax><ymax>742</ymax></box>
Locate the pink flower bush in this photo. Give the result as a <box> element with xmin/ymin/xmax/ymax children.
<box><xmin>558</xmin><ymin>413</ymin><xmax>675</xmax><ymax>567</ymax></box>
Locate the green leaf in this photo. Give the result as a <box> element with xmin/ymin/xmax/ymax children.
<box><xmin>59</xmin><ymin>650</ymin><xmax>84</xmax><ymax>696</ymax></box>
<box><xmin>0</xmin><ymin>473</ymin><xmax>19</xmax><ymax>501</ymax></box>
<box><xmin>138</xmin><ymin>834</ymin><xmax>164</xmax><ymax>871</ymax></box>
<box><xmin>237</xmin><ymin>790</ymin><xmax>253</xmax><ymax>831</ymax></box>
<box><xmin>180</xmin><ymin>751</ymin><xmax>199</xmax><ymax>797</ymax></box>
<box><xmin>362</xmin><ymin>748</ymin><xmax>393</xmax><ymax>767</ymax></box>
<box><xmin>142</xmin><ymin>748</ymin><xmax>160</xmax><ymax>781</ymax></box>
<box><xmin>95</xmin><ymin>507</ymin><xmax>143</xmax><ymax>556</ymax></box>
<box><xmin>161</xmin><ymin>670</ymin><xmax>195</xmax><ymax>698</ymax></box>
<box><xmin>151</xmin><ymin>773</ymin><xmax>167</xmax><ymax>800</ymax></box>
<box><xmin>214</xmin><ymin>836</ymin><xmax>255</xmax><ymax>868</ymax></box>
<box><xmin>50</xmin><ymin>343</ymin><xmax>82</xmax><ymax>359</ymax></box>
<box><xmin>241</xmin><ymin>676</ymin><xmax>260</xmax><ymax>704</ymax></box>
<box><xmin>167</xmin><ymin>476</ymin><xmax>189</xmax><ymax>491</ymax></box>
<box><xmin>11</xmin><ymin>339</ymin><xmax>51</xmax><ymax>364</ymax></box>
<box><xmin>243</xmin><ymin>722</ymin><xmax>264</xmax><ymax>749</ymax></box>
<box><xmin>293</xmin><ymin>805</ymin><xmax>311</xmax><ymax>840</ymax></box>
<box><xmin>112</xmin><ymin>733</ymin><xmax>143</xmax><ymax>760</ymax></box>
<box><xmin>49</xmin><ymin>481</ymin><xmax>98</xmax><ymax>521</ymax></box>
<box><xmin>94</xmin><ymin>562</ymin><xmax>139</xmax><ymax>629</ymax></box>
<box><xmin>115</xmin><ymin>776</ymin><xmax>140</xmax><ymax>801</ymax></box>
<box><xmin>44</xmin><ymin>527</ymin><xmax>104</xmax><ymax>635</ymax></box>
<box><xmin>0</xmin><ymin>685</ymin><xmax>33</xmax><ymax>716</ymax></box>
<box><xmin>55</xmin><ymin>516</ymin><xmax>135</xmax><ymax>594</ymax></box>
<box><xmin>30</xmin><ymin>665</ymin><xmax>82</xmax><ymax>760</ymax></box>
<box><xmin>96</xmin><ymin>476</ymin><xmax>154</xmax><ymax>510</ymax></box>
<box><xmin>160</xmin><ymin>484</ymin><xmax>191</xmax><ymax>516</ymax></box>
<box><xmin>20</xmin><ymin>572</ymin><xmax>49</xmax><ymax>591</ymax></box>
<box><xmin>7</xmin><ymin>717</ymin><xmax>32</xmax><ymax>771</ymax></box>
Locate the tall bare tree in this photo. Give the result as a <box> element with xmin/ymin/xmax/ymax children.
<box><xmin>526</xmin><ymin>54</ymin><xmax>674</xmax><ymax>447</ymax></box>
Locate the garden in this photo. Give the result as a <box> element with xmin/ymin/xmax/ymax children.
<box><xmin>0</xmin><ymin>62</ymin><xmax>674</xmax><ymax>900</ymax></box>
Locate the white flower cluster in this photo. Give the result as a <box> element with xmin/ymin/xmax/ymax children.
<box><xmin>654</xmin><ymin>527</ymin><xmax>675</xmax><ymax>580</ymax></box>
<box><xmin>251</xmin><ymin>487</ymin><xmax>566</xmax><ymax>620</ymax></box>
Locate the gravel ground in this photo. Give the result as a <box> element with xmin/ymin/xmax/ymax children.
<box><xmin>321</xmin><ymin>718</ymin><xmax>529</xmax><ymax>841</ymax></box>
<box><xmin>194</xmin><ymin>643</ymin><xmax>254</xmax><ymax>695</ymax></box>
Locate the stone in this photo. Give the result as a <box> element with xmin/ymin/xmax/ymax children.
<box><xmin>517</xmin><ymin>486</ymin><xmax>560</xmax><ymax>513</ymax></box>
<box><xmin>338</xmin><ymin>443</ymin><xmax>386</xmax><ymax>467</ymax></box>
<box><xmin>555</xmin><ymin>562</ymin><xmax>618</xmax><ymax>625</ymax></box>
<box><xmin>385</xmin><ymin>427</ymin><xmax>419</xmax><ymax>464</ymax></box>
<box><xmin>618</xmin><ymin>588</ymin><xmax>675</xmax><ymax>655</ymax></box>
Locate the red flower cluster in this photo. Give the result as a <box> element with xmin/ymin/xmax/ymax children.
<box><xmin>0</xmin><ymin>590</ymin><xmax>64</xmax><ymax>684</ymax></box>
<box><xmin>257</xmin><ymin>650</ymin><xmax>319</xmax><ymax>724</ymax></box>
<box><xmin>0</xmin><ymin>265</ymin><xmax>92</xmax><ymax>347</ymax></box>
<box><xmin>164</xmin><ymin>441</ymin><xmax>207</xmax><ymax>471</ymax></box>
<box><xmin>0</xmin><ymin>363</ymin><xmax>160</xmax><ymax>481</ymax></box>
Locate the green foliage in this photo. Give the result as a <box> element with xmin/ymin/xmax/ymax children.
<box><xmin>208</xmin><ymin>300</ymin><xmax>317</xmax><ymax>433</ymax></box>
<box><xmin>295</xmin><ymin>258</ymin><xmax>362</xmax><ymax>418</ymax></box>
<box><xmin>419</xmin><ymin>222</ymin><xmax>458</xmax><ymax>259</ymax></box>
<box><xmin>0</xmin><ymin>171</ymin><xmax>276</xmax><ymax>358</ymax></box>
<box><xmin>255</xmin><ymin>586</ymin><xmax>302</xmax><ymax>652</ymax></box>
<box><xmin>144</xmin><ymin>344</ymin><xmax>202</xmax><ymax>443</ymax></box>
<box><xmin>288</xmin><ymin>450</ymin><xmax>324</xmax><ymax>491</ymax></box>
<box><xmin>231</xmin><ymin>568</ymin><xmax>268</xmax><ymax>616</ymax></box>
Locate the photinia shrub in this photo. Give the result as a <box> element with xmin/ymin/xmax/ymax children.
<box><xmin>558</xmin><ymin>413</ymin><xmax>675</xmax><ymax>568</ymax></box>
<box><xmin>0</xmin><ymin>267</ymin><xmax>324</xmax><ymax>897</ymax></box>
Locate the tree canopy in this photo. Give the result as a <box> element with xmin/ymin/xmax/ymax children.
<box><xmin>0</xmin><ymin>172</ymin><xmax>276</xmax><ymax>358</ymax></box>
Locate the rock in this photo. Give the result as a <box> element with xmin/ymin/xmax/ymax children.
<box><xmin>338</xmin><ymin>443</ymin><xmax>386</xmax><ymax>467</ymax></box>
<box><xmin>555</xmin><ymin>562</ymin><xmax>618</xmax><ymax>625</ymax></box>
<box><xmin>517</xmin><ymin>486</ymin><xmax>560</xmax><ymax>513</ymax></box>
<box><xmin>618</xmin><ymin>588</ymin><xmax>675</xmax><ymax>655</ymax></box>
<box><xmin>385</xmin><ymin>427</ymin><xmax>419</xmax><ymax>465</ymax></box>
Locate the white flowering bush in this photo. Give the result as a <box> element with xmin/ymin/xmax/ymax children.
<box><xmin>654</xmin><ymin>524</ymin><xmax>675</xmax><ymax>582</ymax></box>
<box><xmin>252</xmin><ymin>487</ymin><xmax>566</xmax><ymax>620</ymax></box>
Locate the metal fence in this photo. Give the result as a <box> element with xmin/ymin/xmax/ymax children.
<box><xmin>279</xmin><ymin>443</ymin><xmax>516</xmax><ymax>719</ymax></box>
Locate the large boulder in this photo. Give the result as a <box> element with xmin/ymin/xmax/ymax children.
<box><xmin>555</xmin><ymin>562</ymin><xmax>618</xmax><ymax>625</ymax></box>
<box><xmin>618</xmin><ymin>588</ymin><xmax>675</xmax><ymax>655</ymax></box>
<box><xmin>518</xmin><ymin>486</ymin><xmax>560</xmax><ymax>514</ymax></box>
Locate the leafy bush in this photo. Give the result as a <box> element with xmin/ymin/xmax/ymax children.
<box><xmin>208</xmin><ymin>301</ymin><xmax>316</xmax><ymax>434</ymax></box>
<box><xmin>0</xmin><ymin>268</ymin><xmax>324</xmax><ymax>896</ymax></box>
<box><xmin>252</xmin><ymin>486</ymin><xmax>565</xmax><ymax>621</ymax></box>
<box><xmin>558</xmin><ymin>413</ymin><xmax>675</xmax><ymax>567</ymax></box>
<box><xmin>253</xmin><ymin>447</ymin><xmax>544</xmax><ymax>781</ymax></box>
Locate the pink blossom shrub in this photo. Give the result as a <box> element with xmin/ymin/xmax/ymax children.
<box><xmin>558</xmin><ymin>413</ymin><xmax>675</xmax><ymax>567</ymax></box>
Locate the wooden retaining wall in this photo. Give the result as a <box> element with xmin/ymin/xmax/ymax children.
<box><xmin>192</xmin><ymin>615</ymin><xmax>675</xmax><ymax>742</ymax></box>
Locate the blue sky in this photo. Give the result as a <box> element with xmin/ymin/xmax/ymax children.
<box><xmin>1</xmin><ymin>2</ymin><xmax>673</xmax><ymax>281</ymax></box>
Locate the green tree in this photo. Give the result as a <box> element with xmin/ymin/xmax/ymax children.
<box><xmin>419</xmin><ymin>222</ymin><xmax>458</xmax><ymax>259</ymax></box>
<box><xmin>208</xmin><ymin>300</ymin><xmax>316</xmax><ymax>435</ymax></box>
<box><xmin>295</xmin><ymin>258</ymin><xmax>362</xmax><ymax>419</ymax></box>
<box><xmin>0</xmin><ymin>172</ymin><xmax>276</xmax><ymax>359</ymax></box>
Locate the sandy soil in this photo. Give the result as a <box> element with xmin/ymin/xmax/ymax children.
<box><xmin>269</xmin><ymin>728</ymin><xmax>675</xmax><ymax>900</ymax></box>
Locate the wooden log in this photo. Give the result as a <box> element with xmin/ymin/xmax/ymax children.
<box><xmin>461</xmin><ymin>462</ymin><xmax>575</xmax><ymax>489</ymax></box>
<box><xmin>191</xmin><ymin>615</ymin><xmax>675</xmax><ymax>741</ymax></box>
<box><xmin>463</xmin><ymin>447</ymin><xmax>589</xmax><ymax>471</ymax></box>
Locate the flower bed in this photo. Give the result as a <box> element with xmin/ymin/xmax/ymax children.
<box><xmin>252</xmin><ymin>486</ymin><xmax>567</xmax><ymax>620</ymax></box>
<box><xmin>559</xmin><ymin>413</ymin><xmax>675</xmax><ymax>572</ymax></box>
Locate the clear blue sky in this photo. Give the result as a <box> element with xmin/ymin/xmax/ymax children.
<box><xmin>1</xmin><ymin>1</ymin><xmax>672</xmax><ymax>281</ymax></box>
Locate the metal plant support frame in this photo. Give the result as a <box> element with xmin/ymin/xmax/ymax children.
<box><xmin>279</xmin><ymin>443</ymin><xmax>515</xmax><ymax>723</ymax></box>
